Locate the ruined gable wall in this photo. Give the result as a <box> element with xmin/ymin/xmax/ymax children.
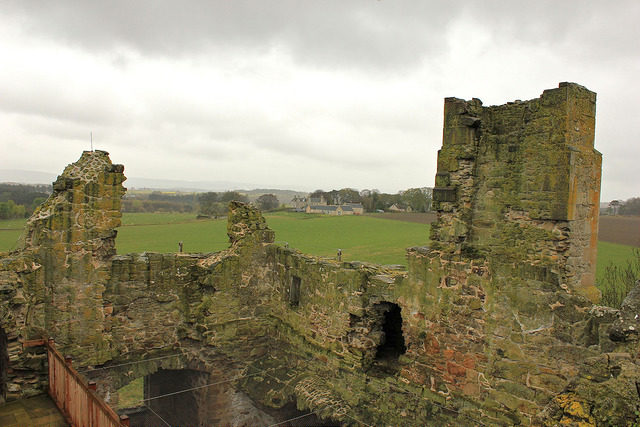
<box><xmin>21</xmin><ymin>150</ymin><xmax>125</xmax><ymax>272</ymax></box>
<box><xmin>88</xmin><ymin>203</ymin><xmax>281</xmax><ymax>408</ymax></box>
<box><xmin>22</xmin><ymin>150</ymin><xmax>126</xmax><ymax>358</ymax></box>
<box><xmin>0</xmin><ymin>150</ymin><xmax>127</xmax><ymax>401</ymax></box>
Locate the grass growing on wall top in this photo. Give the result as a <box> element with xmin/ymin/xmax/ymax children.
<box><xmin>115</xmin><ymin>377</ymin><xmax>143</xmax><ymax>409</ymax></box>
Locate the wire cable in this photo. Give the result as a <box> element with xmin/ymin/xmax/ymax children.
<box><xmin>139</xmin><ymin>366</ymin><xmax>271</xmax><ymax>403</ymax></box>
<box><xmin>78</xmin><ymin>353</ymin><xmax>183</xmax><ymax>373</ymax></box>
<box><xmin>144</xmin><ymin>403</ymin><xmax>172</xmax><ymax>427</ymax></box>
<box><xmin>266</xmin><ymin>410</ymin><xmax>318</xmax><ymax>427</ymax></box>
<box><xmin>133</xmin><ymin>356</ymin><xmax>368</xmax><ymax>427</ymax></box>
<box><xmin>75</xmin><ymin>347</ymin><xmax>485</xmax><ymax>426</ymax></box>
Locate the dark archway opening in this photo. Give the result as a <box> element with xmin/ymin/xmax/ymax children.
<box><xmin>119</xmin><ymin>369</ymin><xmax>210</xmax><ymax>427</ymax></box>
<box><xmin>121</xmin><ymin>368</ymin><xmax>342</xmax><ymax>427</ymax></box>
<box><xmin>375</xmin><ymin>303</ymin><xmax>406</xmax><ymax>361</ymax></box>
<box><xmin>0</xmin><ymin>327</ymin><xmax>7</xmax><ymax>404</ymax></box>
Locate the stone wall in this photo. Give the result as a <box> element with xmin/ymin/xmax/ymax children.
<box><xmin>432</xmin><ymin>82</ymin><xmax>601</xmax><ymax>301</ymax></box>
<box><xmin>1</xmin><ymin>84</ymin><xmax>639</xmax><ymax>425</ymax></box>
<box><xmin>0</xmin><ymin>150</ymin><xmax>127</xmax><ymax>403</ymax></box>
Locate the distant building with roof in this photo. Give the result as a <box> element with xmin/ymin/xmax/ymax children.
<box><xmin>291</xmin><ymin>195</ymin><xmax>308</xmax><ymax>212</ymax></box>
<box><xmin>292</xmin><ymin>192</ymin><xmax>364</xmax><ymax>215</ymax></box>
<box><xmin>305</xmin><ymin>202</ymin><xmax>363</xmax><ymax>216</ymax></box>
<box><xmin>308</xmin><ymin>196</ymin><xmax>327</xmax><ymax>206</ymax></box>
<box><xmin>388</xmin><ymin>203</ymin><xmax>412</xmax><ymax>213</ymax></box>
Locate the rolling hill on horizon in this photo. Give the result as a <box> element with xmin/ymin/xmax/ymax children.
<box><xmin>0</xmin><ymin>168</ymin><xmax>312</xmax><ymax>196</ymax></box>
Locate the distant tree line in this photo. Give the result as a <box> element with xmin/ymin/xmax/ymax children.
<box><xmin>607</xmin><ymin>197</ymin><xmax>640</xmax><ymax>216</ymax></box>
<box><xmin>255</xmin><ymin>194</ymin><xmax>280</xmax><ymax>211</ymax></box>
<box><xmin>198</xmin><ymin>192</ymin><xmax>282</xmax><ymax>215</ymax></box>
<box><xmin>122</xmin><ymin>190</ymin><xmax>280</xmax><ymax>215</ymax></box>
<box><xmin>123</xmin><ymin>191</ymin><xmax>199</xmax><ymax>213</ymax></box>
<box><xmin>197</xmin><ymin>191</ymin><xmax>249</xmax><ymax>216</ymax></box>
<box><xmin>0</xmin><ymin>183</ymin><xmax>51</xmax><ymax>219</ymax></box>
<box><xmin>0</xmin><ymin>181</ymin><xmax>432</xmax><ymax>219</ymax></box>
<box><xmin>310</xmin><ymin>187</ymin><xmax>432</xmax><ymax>212</ymax></box>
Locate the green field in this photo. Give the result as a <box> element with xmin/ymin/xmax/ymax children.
<box><xmin>264</xmin><ymin>212</ymin><xmax>430</xmax><ymax>265</ymax></box>
<box><xmin>0</xmin><ymin>212</ymin><xmax>636</xmax><ymax>275</ymax></box>
<box><xmin>117</xmin><ymin>214</ymin><xmax>230</xmax><ymax>254</ymax></box>
<box><xmin>0</xmin><ymin>218</ymin><xmax>28</xmax><ymax>252</ymax></box>
<box><xmin>595</xmin><ymin>241</ymin><xmax>637</xmax><ymax>283</ymax></box>
<box><xmin>118</xmin><ymin>211</ymin><xmax>430</xmax><ymax>265</ymax></box>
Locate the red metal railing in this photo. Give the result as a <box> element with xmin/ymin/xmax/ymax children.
<box><xmin>41</xmin><ymin>338</ymin><xmax>130</xmax><ymax>427</ymax></box>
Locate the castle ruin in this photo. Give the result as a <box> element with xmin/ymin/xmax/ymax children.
<box><xmin>1</xmin><ymin>83</ymin><xmax>639</xmax><ymax>426</ymax></box>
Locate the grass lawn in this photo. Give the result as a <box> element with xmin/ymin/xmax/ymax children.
<box><xmin>121</xmin><ymin>212</ymin><xmax>199</xmax><ymax>226</ymax></box>
<box><xmin>117</xmin><ymin>216</ymin><xmax>229</xmax><ymax>254</ymax></box>
<box><xmin>264</xmin><ymin>212</ymin><xmax>430</xmax><ymax>265</ymax></box>
<box><xmin>117</xmin><ymin>211</ymin><xmax>431</xmax><ymax>265</ymax></box>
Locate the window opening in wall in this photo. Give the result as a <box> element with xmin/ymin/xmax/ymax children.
<box><xmin>290</xmin><ymin>276</ymin><xmax>301</xmax><ymax>307</ymax></box>
<box><xmin>375</xmin><ymin>303</ymin><xmax>406</xmax><ymax>361</ymax></box>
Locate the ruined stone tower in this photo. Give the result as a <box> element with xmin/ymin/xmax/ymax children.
<box><xmin>18</xmin><ymin>150</ymin><xmax>126</xmax><ymax>360</ymax></box>
<box><xmin>432</xmin><ymin>82</ymin><xmax>601</xmax><ymax>301</ymax></box>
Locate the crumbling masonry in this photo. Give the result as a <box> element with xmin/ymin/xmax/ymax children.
<box><xmin>1</xmin><ymin>83</ymin><xmax>640</xmax><ymax>425</ymax></box>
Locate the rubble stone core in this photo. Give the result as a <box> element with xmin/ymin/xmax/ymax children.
<box><xmin>1</xmin><ymin>84</ymin><xmax>639</xmax><ymax>426</ymax></box>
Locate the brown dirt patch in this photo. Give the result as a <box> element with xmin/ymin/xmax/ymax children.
<box><xmin>598</xmin><ymin>215</ymin><xmax>640</xmax><ymax>247</ymax></box>
<box><xmin>369</xmin><ymin>212</ymin><xmax>639</xmax><ymax>247</ymax></box>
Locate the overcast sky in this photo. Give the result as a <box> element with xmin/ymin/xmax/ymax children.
<box><xmin>1</xmin><ymin>1</ymin><xmax>638</xmax><ymax>201</ymax></box>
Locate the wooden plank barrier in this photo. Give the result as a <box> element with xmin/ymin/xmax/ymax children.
<box><xmin>45</xmin><ymin>338</ymin><xmax>129</xmax><ymax>427</ymax></box>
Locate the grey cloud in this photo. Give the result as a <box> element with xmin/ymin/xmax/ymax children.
<box><xmin>460</xmin><ymin>1</ymin><xmax>640</xmax><ymax>64</ymax></box>
<box><xmin>0</xmin><ymin>91</ymin><xmax>127</xmax><ymax>128</ymax></box>
<box><xmin>4</xmin><ymin>1</ymin><xmax>457</xmax><ymax>70</ymax></box>
<box><xmin>7</xmin><ymin>1</ymin><xmax>638</xmax><ymax>70</ymax></box>
<box><xmin>2</xmin><ymin>1</ymin><xmax>638</xmax><ymax>199</ymax></box>
<box><xmin>12</xmin><ymin>114</ymin><xmax>89</xmax><ymax>142</ymax></box>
